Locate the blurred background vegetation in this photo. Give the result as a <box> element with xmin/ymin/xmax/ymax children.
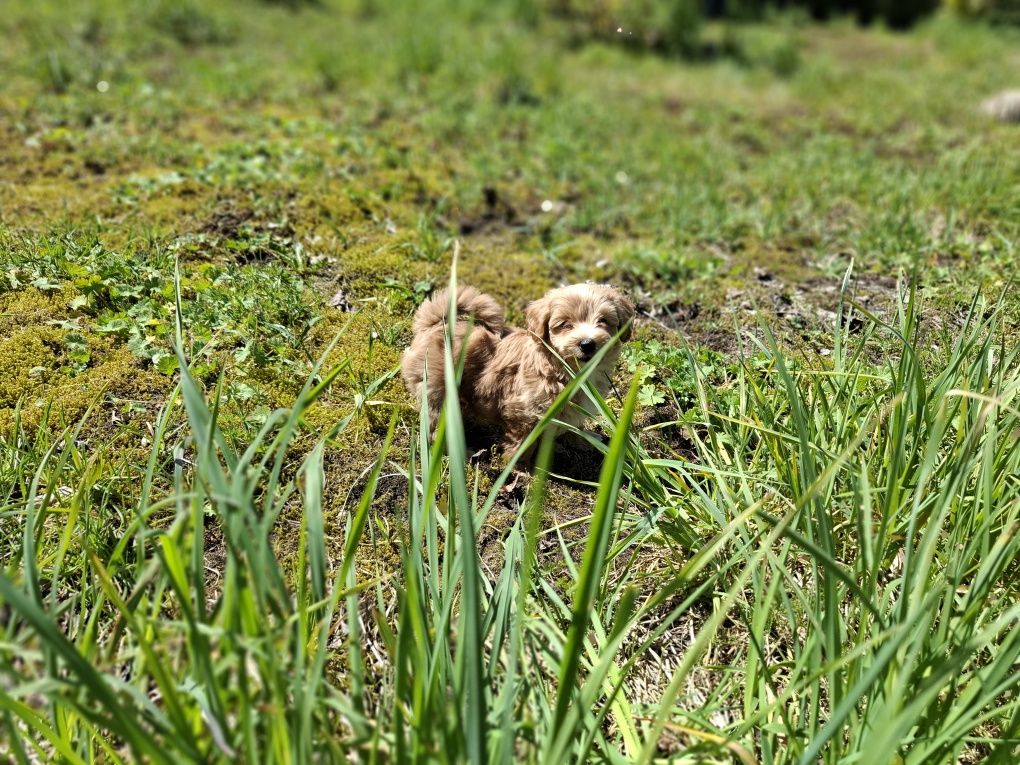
<box><xmin>535</xmin><ymin>0</ymin><xmax>1018</xmax><ymax>55</ymax></box>
<box><xmin>2</xmin><ymin>0</ymin><xmax>1017</xmax><ymax>435</ymax></box>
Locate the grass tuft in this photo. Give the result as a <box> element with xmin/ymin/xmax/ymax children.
<box><xmin>4</xmin><ymin>268</ymin><xmax>1020</xmax><ymax>762</ymax></box>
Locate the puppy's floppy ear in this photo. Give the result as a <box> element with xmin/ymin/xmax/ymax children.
<box><xmin>611</xmin><ymin>292</ymin><xmax>636</xmax><ymax>341</ymax></box>
<box><xmin>526</xmin><ymin>297</ymin><xmax>552</xmax><ymax>343</ymax></box>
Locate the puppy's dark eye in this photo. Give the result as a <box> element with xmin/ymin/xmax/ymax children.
<box><xmin>596</xmin><ymin>317</ymin><xmax>610</xmax><ymax>328</ymax></box>
<box><xmin>553</xmin><ymin>321</ymin><xmax>573</xmax><ymax>332</ymax></box>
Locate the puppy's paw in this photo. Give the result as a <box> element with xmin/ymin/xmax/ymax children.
<box><xmin>501</xmin><ymin>468</ymin><xmax>531</xmax><ymax>498</ymax></box>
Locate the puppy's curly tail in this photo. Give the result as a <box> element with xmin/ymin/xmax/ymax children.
<box><xmin>412</xmin><ymin>286</ymin><xmax>505</xmax><ymax>335</ymax></box>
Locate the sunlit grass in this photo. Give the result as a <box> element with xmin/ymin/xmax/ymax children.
<box><xmin>3</xmin><ymin>266</ymin><xmax>1020</xmax><ymax>762</ymax></box>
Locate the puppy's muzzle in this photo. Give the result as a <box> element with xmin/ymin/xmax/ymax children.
<box><xmin>579</xmin><ymin>338</ymin><xmax>598</xmax><ymax>360</ymax></box>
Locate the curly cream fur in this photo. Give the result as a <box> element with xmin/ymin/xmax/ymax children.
<box><xmin>401</xmin><ymin>283</ymin><xmax>634</xmax><ymax>458</ymax></box>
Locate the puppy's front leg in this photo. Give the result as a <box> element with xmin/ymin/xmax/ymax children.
<box><xmin>500</xmin><ymin>431</ymin><xmax>536</xmax><ymax>467</ymax></box>
<box><xmin>499</xmin><ymin>434</ymin><xmax>534</xmax><ymax>496</ymax></box>
<box><xmin>500</xmin><ymin>420</ymin><xmax>559</xmax><ymax>466</ymax></box>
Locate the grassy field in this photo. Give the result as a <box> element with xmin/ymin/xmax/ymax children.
<box><xmin>2</xmin><ymin>0</ymin><xmax>1020</xmax><ymax>762</ymax></box>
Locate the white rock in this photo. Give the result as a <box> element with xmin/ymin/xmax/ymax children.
<box><xmin>980</xmin><ymin>90</ymin><xmax>1020</xmax><ymax>123</ymax></box>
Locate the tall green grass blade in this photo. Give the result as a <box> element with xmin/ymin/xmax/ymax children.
<box><xmin>546</xmin><ymin>376</ymin><xmax>640</xmax><ymax>759</ymax></box>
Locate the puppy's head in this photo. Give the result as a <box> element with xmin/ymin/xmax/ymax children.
<box><xmin>526</xmin><ymin>283</ymin><xmax>635</xmax><ymax>368</ymax></box>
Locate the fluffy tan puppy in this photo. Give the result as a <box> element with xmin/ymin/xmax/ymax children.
<box><xmin>402</xmin><ymin>283</ymin><xmax>635</xmax><ymax>458</ymax></box>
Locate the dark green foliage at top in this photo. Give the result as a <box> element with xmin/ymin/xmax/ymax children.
<box><xmin>553</xmin><ymin>0</ymin><xmax>943</xmax><ymax>59</ymax></box>
<box><xmin>732</xmin><ymin>0</ymin><xmax>939</xmax><ymax>27</ymax></box>
<box><xmin>986</xmin><ymin>0</ymin><xmax>1020</xmax><ymax>24</ymax></box>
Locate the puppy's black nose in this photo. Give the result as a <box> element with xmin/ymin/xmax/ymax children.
<box><xmin>579</xmin><ymin>338</ymin><xmax>597</xmax><ymax>357</ymax></box>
